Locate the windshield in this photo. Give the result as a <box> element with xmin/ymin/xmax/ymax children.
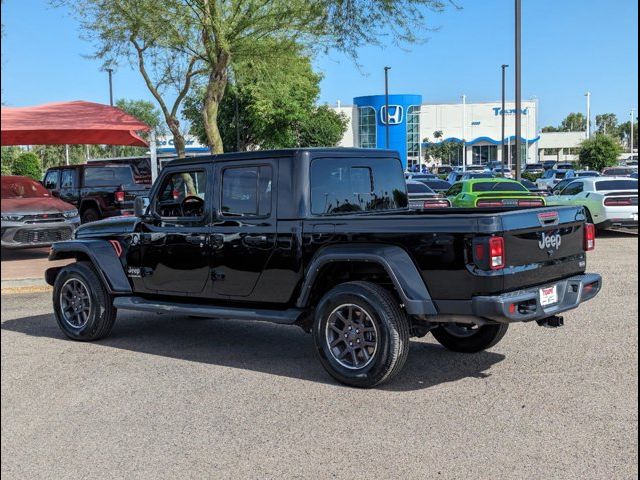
<box><xmin>472</xmin><ymin>181</ymin><xmax>527</xmax><ymax>192</ymax></box>
<box><xmin>1</xmin><ymin>177</ymin><xmax>51</xmax><ymax>199</ymax></box>
<box><xmin>555</xmin><ymin>171</ymin><xmax>568</xmax><ymax>179</ymax></box>
<box><xmin>595</xmin><ymin>180</ymin><xmax>638</xmax><ymax>191</ymax></box>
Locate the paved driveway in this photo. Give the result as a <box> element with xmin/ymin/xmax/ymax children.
<box><xmin>1</xmin><ymin>232</ymin><xmax>637</xmax><ymax>479</ymax></box>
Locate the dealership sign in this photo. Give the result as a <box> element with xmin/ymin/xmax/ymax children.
<box><xmin>493</xmin><ymin>107</ymin><xmax>529</xmax><ymax>116</ymax></box>
<box><xmin>380</xmin><ymin>105</ymin><xmax>404</xmax><ymax>125</ymax></box>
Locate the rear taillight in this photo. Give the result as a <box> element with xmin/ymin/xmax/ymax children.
<box><xmin>604</xmin><ymin>197</ymin><xmax>632</xmax><ymax>206</ymax></box>
<box><xmin>584</xmin><ymin>223</ymin><xmax>596</xmax><ymax>251</ymax></box>
<box><xmin>489</xmin><ymin>237</ymin><xmax>505</xmax><ymax>270</ymax></box>
<box><xmin>115</xmin><ymin>190</ymin><xmax>126</xmax><ymax>202</ymax></box>
<box><xmin>476</xmin><ymin>200</ymin><xmax>504</xmax><ymax>208</ymax></box>
<box><xmin>423</xmin><ymin>199</ymin><xmax>450</xmax><ymax>208</ymax></box>
<box><xmin>518</xmin><ymin>199</ymin><xmax>545</xmax><ymax>207</ymax></box>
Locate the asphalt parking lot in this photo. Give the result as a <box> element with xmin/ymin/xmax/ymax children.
<box><xmin>1</xmin><ymin>231</ymin><xmax>637</xmax><ymax>479</ymax></box>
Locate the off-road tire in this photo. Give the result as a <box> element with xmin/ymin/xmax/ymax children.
<box><xmin>53</xmin><ymin>261</ymin><xmax>117</xmax><ymax>341</ymax></box>
<box><xmin>81</xmin><ymin>208</ymin><xmax>101</xmax><ymax>223</ymax></box>
<box><xmin>312</xmin><ymin>281</ymin><xmax>410</xmax><ymax>388</ymax></box>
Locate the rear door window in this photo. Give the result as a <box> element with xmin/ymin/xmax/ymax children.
<box><xmin>310</xmin><ymin>158</ymin><xmax>407</xmax><ymax>215</ymax></box>
<box><xmin>221</xmin><ymin>166</ymin><xmax>272</xmax><ymax>217</ymax></box>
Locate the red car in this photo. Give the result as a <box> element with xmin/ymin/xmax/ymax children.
<box><xmin>1</xmin><ymin>176</ymin><xmax>80</xmax><ymax>249</ymax></box>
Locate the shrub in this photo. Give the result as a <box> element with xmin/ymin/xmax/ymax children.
<box><xmin>1</xmin><ymin>146</ymin><xmax>21</xmax><ymax>175</ymax></box>
<box><xmin>11</xmin><ymin>152</ymin><xmax>42</xmax><ymax>180</ymax></box>
<box><xmin>521</xmin><ymin>171</ymin><xmax>542</xmax><ymax>183</ymax></box>
<box><xmin>578</xmin><ymin>134</ymin><xmax>623</xmax><ymax>172</ymax></box>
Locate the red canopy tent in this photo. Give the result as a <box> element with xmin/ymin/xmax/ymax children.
<box><xmin>1</xmin><ymin>100</ymin><xmax>150</xmax><ymax>147</ymax></box>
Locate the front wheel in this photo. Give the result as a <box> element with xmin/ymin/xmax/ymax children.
<box><xmin>431</xmin><ymin>322</ymin><xmax>508</xmax><ymax>353</ymax></box>
<box><xmin>53</xmin><ymin>261</ymin><xmax>117</xmax><ymax>341</ymax></box>
<box><xmin>312</xmin><ymin>281</ymin><xmax>410</xmax><ymax>388</ymax></box>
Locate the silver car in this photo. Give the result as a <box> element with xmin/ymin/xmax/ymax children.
<box><xmin>536</xmin><ymin>169</ymin><xmax>576</xmax><ymax>191</ymax></box>
<box><xmin>1</xmin><ymin>176</ymin><xmax>80</xmax><ymax>249</ymax></box>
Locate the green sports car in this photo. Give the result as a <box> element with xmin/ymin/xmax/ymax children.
<box><xmin>446</xmin><ymin>178</ymin><xmax>547</xmax><ymax>208</ymax></box>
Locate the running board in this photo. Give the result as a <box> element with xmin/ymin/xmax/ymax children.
<box><xmin>113</xmin><ymin>296</ymin><xmax>303</xmax><ymax>325</ymax></box>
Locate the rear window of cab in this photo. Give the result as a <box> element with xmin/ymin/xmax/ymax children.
<box><xmin>310</xmin><ymin>158</ymin><xmax>408</xmax><ymax>215</ymax></box>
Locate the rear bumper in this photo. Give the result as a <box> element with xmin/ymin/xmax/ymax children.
<box><xmin>471</xmin><ymin>273</ymin><xmax>602</xmax><ymax>323</ymax></box>
<box><xmin>596</xmin><ymin>218</ymin><xmax>638</xmax><ymax>231</ymax></box>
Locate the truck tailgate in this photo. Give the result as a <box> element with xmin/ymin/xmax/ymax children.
<box><xmin>500</xmin><ymin>206</ymin><xmax>587</xmax><ymax>290</ymax></box>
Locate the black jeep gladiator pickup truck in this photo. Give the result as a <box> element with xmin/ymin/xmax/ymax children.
<box><xmin>45</xmin><ymin>148</ymin><xmax>602</xmax><ymax>387</ymax></box>
<box><xmin>43</xmin><ymin>161</ymin><xmax>151</xmax><ymax>223</ymax></box>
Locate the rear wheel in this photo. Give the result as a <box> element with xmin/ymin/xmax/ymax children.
<box><xmin>432</xmin><ymin>322</ymin><xmax>508</xmax><ymax>353</ymax></box>
<box><xmin>312</xmin><ymin>281</ymin><xmax>410</xmax><ymax>388</ymax></box>
<box><xmin>81</xmin><ymin>208</ymin><xmax>101</xmax><ymax>223</ymax></box>
<box><xmin>53</xmin><ymin>261</ymin><xmax>117</xmax><ymax>341</ymax></box>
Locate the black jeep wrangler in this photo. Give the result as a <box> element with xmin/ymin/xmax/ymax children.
<box><xmin>46</xmin><ymin>148</ymin><xmax>602</xmax><ymax>387</ymax></box>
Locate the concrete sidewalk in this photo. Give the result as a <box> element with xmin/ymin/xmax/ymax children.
<box><xmin>1</xmin><ymin>247</ymin><xmax>72</xmax><ymax>292</ymax></box>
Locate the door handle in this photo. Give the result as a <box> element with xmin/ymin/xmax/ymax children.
<box><xmin>243</xmin><ymin>235</ymin><xmax>268</xmax><ymax>246</ymax></box>
<box><xmin>185</xmin><ymin>234</ymin><xmax>207</xmax><ymax>247</ymax></box>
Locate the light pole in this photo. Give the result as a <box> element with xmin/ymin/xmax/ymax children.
<box><xmin>514</xmin><ymin>0</ymin><xmax>522</xmax><ymax>181</ymax></box>
<box><xmin>461</xmin><ymin>94</ymin><xmax>467</xmax><ymax>171</ymax></box>
<box><xmin>585</xmin><ymin>92</ymin><xmax>591</xmax><ymax>138</ymax></box>
<box><xmin>106</xmin><ymin>68</ymin><xmax>115</xmax><ymax>157</ymax></box>
<box><xmin>501</xmin><ymin>64</ymin><xmax>509</xmax><ymax>171</ymax></box>
<box><xmin>631</xmin><ymin>109</ymin><xmax>636</xmax><ymax>154</ymax></box>
<box><xmin>384</xmin><ymin>67</ymin><xmax>391</xmax><ymax>149</ymax></box>
<box><xmin>106</xmin><ymin>68</ymin><xmax>114</xmax><ymax>106</ymax></box>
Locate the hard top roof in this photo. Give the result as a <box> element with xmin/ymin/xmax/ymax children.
<box><xmin>165</xmin><ymin>147</ymin><xmax>399</xmax><ymax>167</ymax></box>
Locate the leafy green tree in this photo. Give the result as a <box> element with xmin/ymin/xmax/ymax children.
<box><xmin>423</xmin><ymin>132</ymin><xmax>460</xmax><ymax>164</ymax></box>
<box><xmin>184</xmin><ymin>46</ymin><xmax>348</xmax><ymax>150</ymax></box>
<box><xmin>11</xmin><ymin>152</ymin><xmax>42</xmax><ymax>179</ymax></box>
<box><xmin>617</xmin><ymin>120</ymin><xmax>638</xmax><ymax>151</ymax></box>
<box><xmin>541</xmin><ymin>125</ymin><xmax>560</xmax><ymax>133</ymax></box>
<box><xmin>296</xmin><ymin>105</ymin><xmax>349</xmax><ymax>148</ymax></box>
<box><xmin>595</xmin><ymin>113</ymin><xmax>618</xmax><ymax>136</ymax></box>
<box><xmin>578</xmin><ymin>134</ymin><xmax>623</xmax><ymax>171</ymax></box>
<box><xmin>1</xmin><ymin>146</ymin><xmax>22</xmax><ymax>175</ymax></box>
<box><xmin>64</xmin><ymin>0</ymin><xmax>453</xmax><ymax>154</ymax></box>
<box><xmin>560</xmin><ymin>112</ymin><xmax>587</xmax><ymax>132</ymax></box>
<box><xmin>115</xmin><ymin>99</ymin><xmax>164</xmax><ymax>136</ymax></box>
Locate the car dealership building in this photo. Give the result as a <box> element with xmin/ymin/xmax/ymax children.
<box><xmin>332</xmin><ymin>94</ymin><xmax>540</xmax><ymax>170</ymax></box>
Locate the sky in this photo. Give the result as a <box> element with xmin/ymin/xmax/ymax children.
<box><xmin>1</xmin><ymin>0</ymin><xmax>638</xmax><ymax>128</ymax></box>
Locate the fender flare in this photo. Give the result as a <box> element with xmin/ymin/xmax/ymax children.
<box><xmin>45</xmin><ymin>240</ymin><xmax>131</xmax><ymax>294</ymax></box>
<box><xmin>296</xmin><ymin>244</ymin><xmax>437</xmax><ymax>316</ymax></box>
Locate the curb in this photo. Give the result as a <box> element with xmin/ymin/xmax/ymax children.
<box><xmin>1</xmin><ymin>278</ymin><xmax>51</xmax><ymax>294</ymax></box>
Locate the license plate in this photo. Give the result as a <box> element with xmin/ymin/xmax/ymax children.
<box><xmin>540</xmin><ymin>285</ymin><xmax>559</xmax><ymax>307</ymax></box>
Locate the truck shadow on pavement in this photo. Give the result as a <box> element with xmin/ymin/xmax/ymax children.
<box><xmin>2</xmin><ymin>311</ymin><xmax>506</xmax><ymax>392</ymax></box>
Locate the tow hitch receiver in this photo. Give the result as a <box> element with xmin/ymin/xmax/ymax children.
<box><xmin>536</xmin><ymin>315</ymin><xmax>564</xmax><ymax>328</ymax></box>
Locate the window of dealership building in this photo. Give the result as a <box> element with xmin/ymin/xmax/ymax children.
<box><xmin>333</xmin><ymin>95</ymin><xmax>540</xmax><ymax>170</ymax></box>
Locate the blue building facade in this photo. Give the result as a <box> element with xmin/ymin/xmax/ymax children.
<box><xmin>353</xmin><ymin>94</ymin><xmax>423</xmax><ymax>166</ymax></box>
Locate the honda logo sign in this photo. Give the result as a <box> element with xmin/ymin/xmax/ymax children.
<box><xmin>380</xmin><ymin>105</ymin><xmax>404</xmax><ymax>125</ymax></box>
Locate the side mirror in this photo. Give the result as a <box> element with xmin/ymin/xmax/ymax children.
<box><xmin>134</xmin><ymin>196</ymin><xmax>150</xmax><ymax>217</ymax></box>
